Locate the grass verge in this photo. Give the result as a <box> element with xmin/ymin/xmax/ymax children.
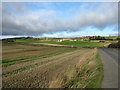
<box><xmin>49</xmin><ymin>49</ymin><xmax>103</xmax><ymax>88</ymax></box>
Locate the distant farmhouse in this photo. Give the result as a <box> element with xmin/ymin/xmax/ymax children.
<box><xmin>53</xmin><ymin>38</ymin><xmax>78</xmax><ymax>42</ymax></box>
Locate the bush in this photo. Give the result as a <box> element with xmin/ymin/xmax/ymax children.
<box><xmin>108</xmin><ymin>41</ymin><xmax>120</xmax><ymax>48</ymax></box>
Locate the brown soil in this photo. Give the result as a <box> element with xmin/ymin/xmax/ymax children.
<box><xmin>2</xmin><ymin>44</ymin><xmax>71</xmax><ymax>59</ymax></box>
<box><xmin>3</xmin><ymin>48</ymin><xmax>95</xmax><ymax>88</ymax></box>
<box><xmin>2</xmin><ymin>49</ymin><xmax>78</xmax><ymax>74</ymax></box>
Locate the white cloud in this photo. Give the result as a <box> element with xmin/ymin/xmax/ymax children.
<box><xmin>2</xmin><ymin>2</ymin><xmax>118</xmax><ymax>36</ymax></box>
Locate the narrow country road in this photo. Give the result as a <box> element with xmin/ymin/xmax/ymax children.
<box><xmin>99</xmin><ymin>48</ymin><xmax>119</xmax><ymax>88</ymax></box>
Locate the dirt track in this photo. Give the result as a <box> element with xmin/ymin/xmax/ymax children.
<box><xmin>3</xmin><ymin>48</ymin><xmax>95</xmax><ymax>88</ymax></box>
<box><xmin>31</xmin><ymin>43</ymin><xmax>66</xmax><ymax>47</ymax></box>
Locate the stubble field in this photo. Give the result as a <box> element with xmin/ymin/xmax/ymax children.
<box><xmin>2</xmin><ymin>42</ymin><xmax>103</xmax><ymax>88</ymax></box>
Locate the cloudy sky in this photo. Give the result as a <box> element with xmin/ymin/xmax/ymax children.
<box><xmin>2</xmin><ymin>2</ymin><xmax>118</xmax><ymax>38</ymax></box>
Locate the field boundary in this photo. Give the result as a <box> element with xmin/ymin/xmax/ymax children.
<box><xmin>49</xmin><ymin>49</ymin><xmax>103</xmax><ymax>88</ymax></box>
<box><xmin>24</xmin><ymin>42</ymin><xmax>96</xmax><ymax>49</ymax></box>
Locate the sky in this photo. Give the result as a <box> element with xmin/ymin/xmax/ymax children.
<box><xmin>1</xmin><ymin>2</ymin><xmax>118</xmax><ymax>38</ymax></box>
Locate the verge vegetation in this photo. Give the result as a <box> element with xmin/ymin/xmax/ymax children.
<box><xmin>49</xmin><ymin>49</ymin><xmax>103</xmax><ymax>88</ymax></box>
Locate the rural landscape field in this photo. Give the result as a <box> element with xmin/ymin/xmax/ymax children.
<box><xmin>2</xmin><ymin>35</ymin><xmax>119</xmax><ymax>88</ymax></box>
<box><xmin>2</xmin><ymin>41</ymin><xmax>104</xmax><ymax>88</ymax></box>
<box><xmin>1</xmin><ymin>1</ymin><xmax>119</xmax><ymax>89</ymax></box>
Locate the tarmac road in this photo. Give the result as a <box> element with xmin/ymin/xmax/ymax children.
<box><xmin>99</xmin><ymin>48</ymin><xmax>119</xmax><ymax>88</ymax></box>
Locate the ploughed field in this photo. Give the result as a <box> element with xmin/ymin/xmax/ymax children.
<box><xmin>2</xmin><ymin>42</ymin><xmax>102</xmax><ymax>88</ymax></box>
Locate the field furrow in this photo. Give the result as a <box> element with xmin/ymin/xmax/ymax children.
<box><xmin>3</xmin><ymin>48</ymin><xmax>94</xmax><ymax>88</ymax></box>
<box><xmin>3</xmin><ymin>50</ymin><xmax>79</xmax><ymax>75</ymax></box>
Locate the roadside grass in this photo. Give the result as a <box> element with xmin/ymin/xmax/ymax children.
<box><xmin>49</xmin><ymin>49</ymin><xmax>103</xmax><ymax>88</ymax></box>
<box><xmin>85</xmin><ymin>53</ymin><xmax>103</xmax><ymax>88</ymax></box>
<box><xmin>16</xmin><ymin>40</ymin><xmax>103</xmax><ymax>47</ymax></box>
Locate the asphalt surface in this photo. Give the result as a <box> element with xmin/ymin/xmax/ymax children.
<box><xmin>99</xmin><ymin>48</ymin><xmax>119</xmax><ymax>88</ymax></box>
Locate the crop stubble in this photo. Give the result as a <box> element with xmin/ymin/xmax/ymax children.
<box><xmin>2</xmin><ymin>44</ymin><xmax>95</xmax><ymax>88</ymax></box>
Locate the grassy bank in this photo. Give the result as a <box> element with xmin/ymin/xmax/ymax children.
<box><xmin>49</xmin><ymin>49</ymin><xmax>103</xmax><ymax>88</ymax></box>
<box><xmin>16</xmin><ymin>40</ymin><xmax>103</xmax><ymax>47</ymax></box>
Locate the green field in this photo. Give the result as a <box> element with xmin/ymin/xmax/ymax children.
<box><xmin>104</xmin><ymin>36</ymin><xmax>119</xmax><ymax>40</ymax></box>
<box><xmin>16</xmin><ymin>40</ymin><xmax>104</xmax><ymax>47</ymax></box>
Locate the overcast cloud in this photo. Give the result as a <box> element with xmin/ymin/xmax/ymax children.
<box><xmin>2</xmin><ymin>2</ymin><xmax>118</xmax><ymax>36</ymax></box>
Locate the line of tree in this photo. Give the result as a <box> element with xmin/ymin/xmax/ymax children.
<box><xmin>89</xmin><ymin>36</ymin><xmax>106</xmax><ymax>40</ymax></box>
<box><xmin>89</xmin><ymin>36</ymin><xmax>119</xmax><ymax>40</ymax></box>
